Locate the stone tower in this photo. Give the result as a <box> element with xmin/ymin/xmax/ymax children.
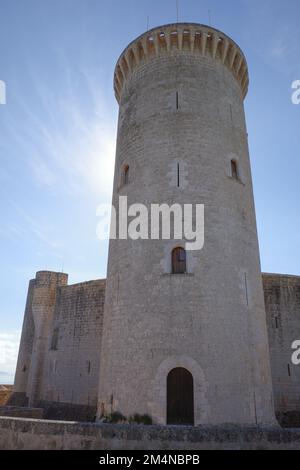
<box><xmin>12</xmin><ymin>271</ymin><xmax>68</xmax><ymax>407</ymax></box>
<box><xmin>97</xmin><ymin>23</ymin><xmax>277</xmax><ymax>426</ymax></box>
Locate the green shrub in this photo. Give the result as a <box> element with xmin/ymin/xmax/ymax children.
<box><xmin>129</xmin><ymin>413</ymin><xmax>153</xmax><ymax>425</ymax></box>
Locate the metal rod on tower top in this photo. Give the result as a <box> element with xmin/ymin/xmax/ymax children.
<box><xmin>176</xmin><ymin>0</ymin><xmax>179</xmax><ymax>23</ymax></box>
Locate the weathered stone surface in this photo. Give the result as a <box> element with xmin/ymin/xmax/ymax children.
<box><xmin>1</xmin><ymin>418</ymin><xmax>300</xmax><ymax>450</ymax></box>
<box><xmin>11</xmin><ymin>272</ymin><xmax>105</xmax><ymax>415</ymax></box>
<box><xmin>98</xmin><ymin>22</ymin><xmax>276</xmax><ymax>426</ymax></box>
<box><xmin>263</xmin><ymin>273</ymin><xmax>300</xmax><ymax>427</ymax></box>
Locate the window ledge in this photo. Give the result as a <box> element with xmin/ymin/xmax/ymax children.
<box><xmin>227</xmin><ymin>175</ymin><xmax>245</xmax><ymax>186</ymax></box>
<box><xmin>161</xmin><ymin>273</ymin><xmax>195</xmax><ymax>278</ymax></box>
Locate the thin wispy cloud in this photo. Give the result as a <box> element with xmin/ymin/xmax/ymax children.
<box><xmin>0</xmin><ymin>51</ymin><xmax>117</xmax><ymax>271</ymax></box>
<box><xmin>1</xmin><ymin>199</ymin><xmax>61</xmax><ymax>249</ymax></box>
<box><xmin>6</xmin><ymin>57</ymin><xmax>117</xmax><ymax>203</ymax></box>
<box><xmin>240</xmin><ymin>1</ymin><xmax>300</xmax><ymax>76</ymax></box>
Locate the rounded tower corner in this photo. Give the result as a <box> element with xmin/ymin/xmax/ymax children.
<box><xmin>98</xmin><ymin>22</ymin><xmax>275</xmax><ymax>426</ymax></box>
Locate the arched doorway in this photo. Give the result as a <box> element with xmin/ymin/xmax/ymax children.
<box><xmin>167</xmin><ymin>367</ymin><xmax>194</xmax><ymax>425</ymax></box>
<box><xmin>172</xmin><ymin>247</ymin><xmax>186</xmax><ymax>274</ymax></box>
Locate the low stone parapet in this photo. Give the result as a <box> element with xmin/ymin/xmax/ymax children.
<box><xmin>0</xmin><ymin>418</ymin><xmax>300</xmax><ymax>450</ymax></box>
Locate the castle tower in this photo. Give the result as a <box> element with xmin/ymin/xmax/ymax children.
<box><xmin>98</xmin><ymin>23</ymin><xmax>277</xmax><ymax>426</ymax></box>
<box><xmin>12</xmin><ymin>271</ymin><xmax>68</xmax><ymax>407</ymax></box>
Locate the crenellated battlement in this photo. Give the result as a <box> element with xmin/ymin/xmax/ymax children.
<box><xmin>114</xmin><ymin>23</ymin><xmax>249</xmax><ymax>103</ymax></box>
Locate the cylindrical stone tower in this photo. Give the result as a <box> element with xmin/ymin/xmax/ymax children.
<box><xmin>11</xmin><ymin>271</ymin><xmax>68</xmax><ymax>407</ymax></box>
<box><xmin>98</xmin><ymin>23</ymin><xmax>277</xmax><ymax>426</ymax></box>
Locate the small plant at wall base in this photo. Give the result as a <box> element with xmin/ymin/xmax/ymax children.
<box><xmin>102</xmin><ymin>412</ymin><xmax>153</xmax><ymax>425</ymax></box>
<box><xmin>129</xmin><ymin>414</ymin><xmax>153</xmax><ymax>425</ymax></box>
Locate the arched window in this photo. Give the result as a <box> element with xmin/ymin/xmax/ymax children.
<box><xmin>167</xmin><ymin>368</ymin><xmax>194</xmax><ymax>425</ymax></box>
<box><xmin>123</xmin><ymin>164</ymin><xmax>129</xmax><ymax>185</ymax></box>
<box><xmin>231</xmin><ymin>159</ymin><xmax>239</xmax><ymax>180</ymax></box>
<box><xmin>172</xmin><ymin>247</ymin><xmax>186</xmax><ymax>274</ymax></box>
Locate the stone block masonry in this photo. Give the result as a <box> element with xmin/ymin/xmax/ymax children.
<box><xmin>263</xmin><ymin>274</ymin><xmax>300</xmax><ymax>427</ymax></box>
<box><xmin>6</xmin><ymin>271</ymin><xmax>300</xmax><ymax>427</ymax></box>
<box><xmin>9</xmin><ymin>272</ymin><xmax>106</xmax><ymax>422</ymax></box>
<box><xmin>1</xmin><ymin>417</ymin><xmax>300</xmax><ymax>450</ymax></box>
<box><xmin>5</xmin><ymin>22</ymin><xmax>300</xmax><ymax>433</ymax></box>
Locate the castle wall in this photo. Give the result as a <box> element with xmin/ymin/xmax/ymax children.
<box><xmin>263</xmin><ymin>273</ymin><xmax>300</xmax><ymax>427</ymax></box>
<box><xmin>26</xmin><ymin>272</ymin><xmax>68</xmax><ymax>407</ymax></box>
<box><xmin>9</xmin><ymin>270</ymin><xmax>300</xmax><ymax>426</ymax></box>
<box><xmin>38</xmin><ymin>279</ymin><xmax>105</xmax><ymax>421</ymax></box>
<box><xmin>10</xmin><ymin>272</ymin><xmax>105</xmax><ymax>421</ymax></box>
<box><xmin>7</xmin><ymin>23</ymin><xmax>300</xmax><ymax>429</ymax></box>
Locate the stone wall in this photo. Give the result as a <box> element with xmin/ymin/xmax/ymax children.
<box><xmin>263</xmin><ymin>273</ymin><xmax>300</xmax><ymax>427</ymax></box>
<box><xmin>37</xmin><ymin>401</ymin><xmax>96</xmax><ymax>422</ymax></box>
<box><xmin>10</xmin><ymin>272</ymin><xmax>105</xmax><ymax>421</ymax></box>
<box><xmin>39</xmin><ymin>279</ymin><xmax>105</xmax><ymax>412</ymax></box>
<box><xmin>1</xmin><ymin>417</ymin><xmax>300</xmax><ymax>450</ymax></box>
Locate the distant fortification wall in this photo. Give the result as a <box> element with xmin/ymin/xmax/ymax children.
<box><xmin>9</xmin><ymin>272</ymin><xmax>105</xmax><ymax>421</ymax></box>
<box><xmin>263</xmin><ymin>273</ymin><xmax>300</xmax><ymax>427</ymax></box>
<box><xmin>7</xmin><ymin>271</ymin><xmax>300</xmax><ymax>426</ymax></box>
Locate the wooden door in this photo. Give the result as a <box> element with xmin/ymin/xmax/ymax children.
<box><xmin>172</xmin><ymin>247</ymin><xmax>186</xmax><ymax>274</ymax></box>
<box><xmin>167</xmin><ymin>368</ymin><xmax>194</xmax><ymax>425</ymax></box>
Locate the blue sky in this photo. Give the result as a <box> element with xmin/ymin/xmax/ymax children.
<box><xmin>0</xmin><ymin>0</ymin><xmax>299</xmax><ymax>383</ymax></box>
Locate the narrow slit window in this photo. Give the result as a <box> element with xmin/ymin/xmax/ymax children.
<box><xmin>123</xmin><ymin>164</ymin><xmax>129</xmax><ymax>185</ymax></box>
<box><xmin>288</xmin><ymin>364</ymin><xmax>291</xmax><ymax>377</ymax></box>
<box><xmin>231</xmin><ymin>159</ymin><xmax>239</xmax><ymax>180</ymax></box>
<box><xmin>229</xmin><ymin>104</ymin><xmax>233</xmax><ymax>123</ymax></box>
<box><xmin>177</xmin><ymin>163</ymin><xmax>180</xmax><ymax>187</ymax></box>
<box><xmin>50</xmin><ymin>328</ymin><xmax>59</xmax><ymax>351</ymax></box>
<box><xmin>176</xmin><ymin>91</ymin><xmax>179</xmax><ymax>110</ymax></box>
<box><xmin>244</xmin><ymin>273</ymin><xmax>249</xmax><ymax>306</ymax></box>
